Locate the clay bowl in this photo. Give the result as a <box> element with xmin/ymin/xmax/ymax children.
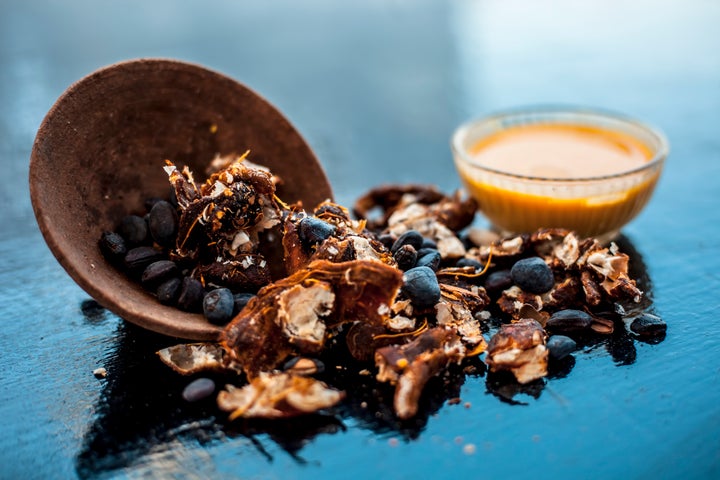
<box><xmin>30</xmin><ymin>58</ymin><xmax>332</xmax><ymax>340</ymax></box>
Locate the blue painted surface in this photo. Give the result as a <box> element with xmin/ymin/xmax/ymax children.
<box><xmin>1</xmin><ymin>1</ymin><xmax>719</xmax><ymax>478</ymax></box>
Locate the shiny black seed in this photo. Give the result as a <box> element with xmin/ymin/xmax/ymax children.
<box><xmin>394</xmin><ymin>244</ymin><xmax>418</xmax><ymax>271</ymax></box>
<box><xmin>99</xmin><ymin>231</ymin><xmax>127</xmax><ymax>263</ymax></box>
<box><xmin>157</xmin><ymin>277</ymin><xmax>182</xmax><ymax>305</ymax></box>
<box><xmin>182</xmin><ymin>377</ymin><xmax>215</xmax><ymax>402</ymax></box>
<box><xmin>456</xmin><ymin>258</ymin><xmax>483</xmax><ymax>270</ymax></box>
<box><xmin>630</xmin><ymin>313</ymin><xmax>667</xmax><ymax>337</ymax></box>
<box><xmin>401</xmin><ymin>266</ymin><xmax>441</xmax><ymax>309</ymax></box>
<box><xmin>148</xmin><ymin>200</ymin><xmax>178</xmax><ymax>247</ymax></box>
<box><xmin>377</xmin><ymin>234</ymin><xmax>397</xmax><ymax>251</ymax></box>
<box><xmin>203</xmin><ymin>288</ymin><xmax>235</xmax><ymax>325</ymax></box>
<box><xmin>118</xmin><ymin>215</ymin><xmax>148</xmax><ymax>245</ymax></box>
<box><xmin>391</xmin><ymin>230</ymin><xmax>424</xmax><ymax>254</ymax></box>
<box><xmin>511</xmin><ymin>257</ymin><xmax>555</xmax><ymax>293</ymax></box>
<box><xmin>420</xmin><ymin>237</ymin><xmax>437</xmax><ymax>249</ymax></box>
<box><xmin>141</xmin><ymin>260</ymin><xmax>178</xmax><ymax>289</ymax></box>
<box><xmin>547</xmin><ymin>335</ymin><xmax>578</xmax><ymax>360</ymax></box>
<box><xmin>298</xmin><ymin>217</ymin><xmax>336</xmax><ymax>248</ymax></box>
<box><xmin>124</xmin><ymin>246</ymin><xmax>165</xmax><ymax>275</ymax></box>
<box><xmin>484</xmin><ymin>269</ymin><xmax>513</xmax><ymax>295</ymax></box>
<box><xmin>232</xmin><ymin>292</ymin><xmax>256</xmax><ymax>315</ymax></box>
<box><xmin>177</xmin><ymin>277</ymin><xmax>205</xmax><ymax>312</ymax></box>
<box><xmin>416</xmin><ymin>250</ymin><xmax>442</xmax><ymax>271</ymax></box>
<box><xmin>546</xmin><ymin>309</ymin><xmax>593</xmax><ymax>333</ymax></box>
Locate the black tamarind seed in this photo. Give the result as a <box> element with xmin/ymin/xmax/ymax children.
<box><xmin>298</xmin><ymin>217</ymin><xmax>336</xmax><ymax>248</ymax></box>
<box><xmin>630</xmin><ymin>313</ymin><xmax>667</xmax><ymax>337</ymax></box>
<box><xmin>546</xmin><ymin>309</ymin><xmax>593</xmax><ymax>333</ymax></box>
<box><xmin>394</xmin><ymin>244</ymin><xmax>418</xmax><ymax>271</ymax></box>
<box><xmin>401</xmin><ymin>266</ymin><xmax>441</xmax><ymax>309</ymax></box>
<box><xmin>547</xmin><ymin>335</ymin><xmax>578</xmax><ymax>360</ymax></box>
<box><xmin>124</xmin><ymin>246</ymin><xmax>165</xmax><ymax>275</ymax></box>
<box><xmin>416</xmin><ymin>250</ymin><xmax>442</xmax><ymax>271</ymax></box>
<box><xmin>141</xmin><ymin>260</ymin><xmax>179</xmax><ymax>290</ymax></box>
<box><xmin>99</xmin><ymin>231</ymin><xmax>127</xmax><ymax>263</ymax></box>
<box><xmin>148</xmin><ymin>200</ymin><xmax>178</xmax><ymax>247</ymax></box>
<box><xmin>182</xmin><ymin>378</ymin><xmax>216</xmax><ymax>402</ymax></box>
<box><xmin>203</xmin><ymin>288</ymin><xmax>235</xmax><ymax>325</ymax></box>
<box><xmin>484</xmin><ymin>269</ymin><xmax>513</xmax><ymax>295</ymax></box>
<box><xmin>510</xmin><ymin>256</ymin><xmax>555</xmax><ymax>293</ymax></box>
<box><xmin>391</xmin><ymin>230</ymin><xmax>424</xmax><ymax>254</ymax></box>
<box><xmin>177</xmin><ymin>277</ymin><xmax>205</xmax><ymax>312</ymax></box>
<box><xmin>118</xmin><ymin>215</ymin><xmax>149</xmax><ymax>246</ymax></box>
<box><xmin>156</xmin><ymin>277</ymin><xmax>182</xmax><ymax>305</ymax></box>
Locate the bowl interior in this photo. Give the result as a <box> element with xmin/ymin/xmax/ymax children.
<box><xmin>29</xmin><ymin>59</ymin><xmax>333</xmax><ymax>340</ymax></box>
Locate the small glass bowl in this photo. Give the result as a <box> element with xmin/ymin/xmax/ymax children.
<box><xmin>451</xmin><ymin>107</ymin><xmax>668</xmax><ymax>241</ymax></box>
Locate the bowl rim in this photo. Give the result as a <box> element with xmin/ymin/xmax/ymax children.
<box><xmin>450</xmin><ymin>105</ymin><xmax>669</xmax><ymax>183</ymax></box>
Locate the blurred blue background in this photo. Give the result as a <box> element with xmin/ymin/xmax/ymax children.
<box><xmin>1</xmin><ymin>1</ymin><xmax>719</xmax><ymax>479</ymax></box>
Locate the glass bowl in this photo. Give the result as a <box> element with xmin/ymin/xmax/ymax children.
<box><xmin>451</xmin><ymin>107</ymin><xmax>668</xmax><ymax>241</ymax></box>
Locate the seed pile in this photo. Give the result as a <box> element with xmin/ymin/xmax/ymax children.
<box><xmin>100</xmin><ymin>156</ymin><xmax>666</xmax><ymax>420</ymax></box>
<box><xmin>99</xmin><ymin>154</ymin><xmax>280</xmax><ymax>324</ymax></box>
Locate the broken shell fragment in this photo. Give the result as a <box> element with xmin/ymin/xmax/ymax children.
<box><xmin>157</xmin><ymin>343</ymin><xmax>242</xmax><ymax>375</ymax></box>
<box><xmin>485</xmin><ymin>318</ymin><xmax>548</xmax><ymax>384</ymax></box>
<box><xmin>375</xmin><ymin>328</ymin><xmax>465</xmax><ymax>419</ymax></box>
<box><xmin>217</xmin><ymin>372</ymin><xmax>345</xmax><ymax>419</ymax></box>
<box><xmin>221</xmin><ymin>259</ymin><xmax>403</xmax><ymax>377</ymax></box>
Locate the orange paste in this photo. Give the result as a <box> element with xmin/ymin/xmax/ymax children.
<box><xmin>456</xmin><ymin>124</ymin><xmax>660</xmax><ymax>238</ymax></box>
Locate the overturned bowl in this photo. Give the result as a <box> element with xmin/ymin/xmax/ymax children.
<box><xmin>29</xmin><ymin>58</ymin><xmax>332</xmax><ymax>340</ymax></box>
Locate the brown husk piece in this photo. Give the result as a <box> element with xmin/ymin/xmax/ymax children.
<box><xmin>157</xmin><ymin>343</ymin><xmax>243</xmax><ymax>375</ymax></box>
<box><xmin>221</xmin><ymin>259</ymin><xmax>403</xmax><ymax>378</ymax></box>
<box><xmin>374</xmin><ymin>328</ymin><xmax>465</xmax><ymax>419</ymax></box>
<box><xmin>217</xmin><ymin>372</ymin><xmax>345</xmax><ymax>419</ymax></box>
<box><xmin>485</xmin><ymin>318</ymin><xmax>548</xmax><ymax>384</ymax></box>
<box><xmin>167</xmin><ymin>156</ymin><xmax>280</xmax><ymax>261</ymax></box>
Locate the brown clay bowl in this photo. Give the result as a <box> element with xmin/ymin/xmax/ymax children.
<box><xmin>30</xmin><ymin>58</ymin><xmax>332</xmax><ymax>340</ymax></box>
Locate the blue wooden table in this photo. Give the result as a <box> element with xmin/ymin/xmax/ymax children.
<box><xmin>1</xmin><ymin>1</ymin><xmax>719</xmax><ymax>478</ymax></box>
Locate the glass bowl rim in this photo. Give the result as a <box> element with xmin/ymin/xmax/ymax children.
<box><xmin>450</xmin><ymin>106</ymin><xmax>669</xmax><ymax>183</ymax></box>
